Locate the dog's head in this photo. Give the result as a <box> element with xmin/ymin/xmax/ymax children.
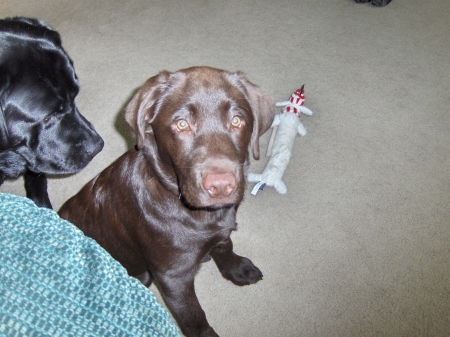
<box><xmin>0</xmin><ymin>17</ymin><xmax>103</xmax><ymax>176</ymax></box>
<box><xmin>125</xmin><ymin>66</ymin><xmax>274</xmax><ymax>208</ymax></box>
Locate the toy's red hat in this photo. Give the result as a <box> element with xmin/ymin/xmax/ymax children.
<box><xmin>289</xmin><ymin>86</ymin><xmax>305</xmax><ymax>106</ymax></box>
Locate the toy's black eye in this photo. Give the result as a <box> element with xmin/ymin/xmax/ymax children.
<box><xmin>231</xmin><ymin>116</ymin><xmax>242</xmax><ymax>128</ymax></box>
<box><xmin>176</xmin><ymin>119</ymin><xmax>190</xmax><ymax>131</ymax></box>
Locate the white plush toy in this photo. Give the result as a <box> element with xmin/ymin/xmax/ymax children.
<box><xmin>248</xmin><ymin>85</ymin><xmax>313</xmax><ymax>195</ymax></box>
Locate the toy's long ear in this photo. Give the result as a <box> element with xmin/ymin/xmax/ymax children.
<box><xmin>124</xmin><ymin>71</ymin><xmax>171</xmax><ymax>149</ymax></box>
<box><xmin>235</xmin><ymin>72</ymin><xmax>275</xmax><ymax>160</ymax></box>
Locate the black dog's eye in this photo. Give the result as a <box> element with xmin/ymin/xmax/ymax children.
<box><xmin>44</xmin><ymin>103</ymin><xmax>66</xmax><ymax>123</ymax></box>
<box><xmin>44</xmin><ymin>112</ymin><xmax>58</xmax><ymax>123</ymax></box>
<box><xmin>43</xmin><ymin>104</ymin><xmax>65</xmax><ymax>123</ymax></box>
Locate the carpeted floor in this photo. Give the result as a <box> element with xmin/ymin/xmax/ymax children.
<box><xmin>2</xmin><ymin>0</ymin><xmax>449</xmax><ymax>336</ymax></box>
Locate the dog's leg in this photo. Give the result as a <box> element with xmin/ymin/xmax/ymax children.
<box><xmin>210</xmin><ymin>237</ymin><xmax>263</xmax><ymax>286</ymax></box>
<box><xmin>24</xmin><ymin>171</ymin><xmax>52</xmax><ymax>209</ymax></box>
<box><xmin>157</xmin><ymin>274</ymin><xmax>219</xmax><ymax>337</ymax></box>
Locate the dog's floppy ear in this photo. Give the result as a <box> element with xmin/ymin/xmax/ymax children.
<box><xmin>124</xmin><ymin>71</ymin><xmax>180</xmax><ymax>195</ymax></box>
<box><xmin>0</xmin><ymin>71</ymin><xmax>11</xmax><ymax>149</ymax></box>
<box><xmin>0</xmin><ymin>109</ymin><xmax>8</xmax><ymax>149</ymax></box>
<box><xmin>124</xmin><ymin>71</ymin><xmax>171</xmax><ymax>149</ymax></box>
<box><xmin>235</xmin><ymin>72</ymin><xmax>275</xmax><ymax>160</ymax></box>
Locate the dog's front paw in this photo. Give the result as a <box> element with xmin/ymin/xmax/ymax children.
<box><xmin>220</xmin><ymin>256</ymin><xmax>263</xmax><ymax>286</ymax></box>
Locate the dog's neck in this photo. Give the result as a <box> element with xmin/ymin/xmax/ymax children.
<box><xmin>138</xmin><ymin>138</ymin><xmax>180</xmax><ymax>196</ymax></box>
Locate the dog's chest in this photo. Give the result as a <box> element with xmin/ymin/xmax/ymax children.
<box><xmin>155</xmin><ymin>200</ymin><xmax>236</xmax><ymax>244</ymax></box>
<box><xmin>181</xmin><ymin>206</ymin><xmax>235</xmax><ymax>236</ymax></box>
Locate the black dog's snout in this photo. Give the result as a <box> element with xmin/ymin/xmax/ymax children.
<box><xmin>78</xmin><ymin>138</ymin><xmax>103</xmax><ymax>166</ymax></box>
<box><xmin>78</xmin><ymin>135</ymin><xmax>104</xmax><ymax>157</ymax></box>
<box><xmin>69</xmin><ymin>110</ymin><xmax>104</xmax><ymax>160</ymax></box>
<box><xmin>92</xmin><ymin>137</ymin><xmax>104</xmax><ymax>155</ymax></box>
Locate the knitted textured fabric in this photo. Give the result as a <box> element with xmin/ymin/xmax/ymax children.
<box><xmin>0</xmin><ymin>193</ymin><xmax>181</xmax><ymax>337</ymax></box>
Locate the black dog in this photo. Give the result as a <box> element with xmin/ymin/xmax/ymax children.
<box><xmin>354</xmin><ymin>0</ymin><xmax>392</xmax><ymax>7</ymax></box>
<box><xmin>0</xmin><ymin>17</ymin><xmax>103</xmax><ymax>208</ymax></box>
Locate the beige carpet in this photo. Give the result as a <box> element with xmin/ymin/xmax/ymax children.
<box><xmin>2</xmin><ymin>0</ymin><xmax>449</xmax><ymax>336</ymax></box>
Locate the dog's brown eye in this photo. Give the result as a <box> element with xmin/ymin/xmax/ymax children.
<box><xmin>176</xmin><ymin>120</ymin><xmax>189</xmax><ymax>131</ymax></box>
<box><xmin>231</xmin><ymin>116</ymin><xmax>242</xmax><ymax>128</ymax></box>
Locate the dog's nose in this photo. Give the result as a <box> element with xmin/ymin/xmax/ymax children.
<box><xmin>203</xmin><ymin>172</ymin><xmax>236</xmax><ymax>199</ymax></box>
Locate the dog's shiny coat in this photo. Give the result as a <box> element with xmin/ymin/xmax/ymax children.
<box><xmin>59</xmin><ymin>67</ymin><xmax>274</xmax><ymax>337</ymax></box>
<box><xmin>0</xmin><ymin>17</ymin><xmax>103</xmax><ymax>208</ymax></box>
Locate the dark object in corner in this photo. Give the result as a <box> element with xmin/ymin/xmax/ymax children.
<box><xmin>354</xmin><ymin>0</ymin><xmax>392</xmax><ymax>7</ymax></box>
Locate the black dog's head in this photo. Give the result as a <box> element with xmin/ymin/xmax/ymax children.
<box><xmin>0</xmin><ymin>17</ymin><xmax>103</xmax><ymax>178</ymax></box>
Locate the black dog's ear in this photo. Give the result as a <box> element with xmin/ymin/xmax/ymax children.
<box><xmin>0</xmin><ymin>150</ymin><xmax>28</xmax><ymax>184</ymax></box>
<box><xmin>0</xmin><ymin>71</ymin><xmax>10</xmax><ymax>149</ymax></box>
<box><xmin>124</xmin><ymin>71</ymin><xmax>171</xmax><ymax>149</ymax></box>
<box><xmin>233</xmin><ymin>72</ymin><xmax>275</xmax><ymax>160</ymax></box>
<box><xmin>0</xmin><ymin>112</ymin><xmax>8</xmax><ymax>149</ymax></box>
<box><xmin>0</xmin><ymin>17</ymin><xmax>62</xmax><ymax>47</ymax></box>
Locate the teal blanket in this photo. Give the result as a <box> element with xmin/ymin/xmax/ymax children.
<box><xmin>0</xmin><ymin>193</ymin><xmax>181</xmax><ymax>337</ymax></box>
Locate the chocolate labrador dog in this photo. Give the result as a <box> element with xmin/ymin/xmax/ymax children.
<box><xmin>0</xmin><ymin>17</ymin><xmax>104</xmax><ymax>208</ymax></box>
<box><xmin>59</xmin><ymin>66</ymin><xmax>274</xmax><ymax>337</ymax></box>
